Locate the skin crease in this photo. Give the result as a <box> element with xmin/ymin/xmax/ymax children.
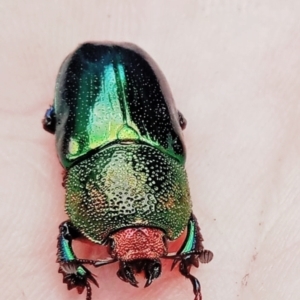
<box><xmin>0</xmin><ymin>1</ymin><xmax>300</xmax><ymax>300</ymax></box>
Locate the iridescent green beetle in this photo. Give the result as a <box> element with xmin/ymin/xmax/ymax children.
<box><xmin>43</xmin><ymin>43</ymin><xmax>213</xmax><ymax>300</ymax></box>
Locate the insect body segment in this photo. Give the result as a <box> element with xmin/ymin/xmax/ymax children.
<box><xmin>53</xmin><ymin>43</ymin><xmax>185</xmax><ymax>168</ymax></box>
<box><xmin>43</xmin><ymin>43</ymin><xmax>213</xmax><ymax>300</ymax></box>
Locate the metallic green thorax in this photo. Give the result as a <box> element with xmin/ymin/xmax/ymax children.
<box><xmin>54</xmin><ymin>43</ymin><xmax>185</xmax><ymax>168</ymax></box>
<box><xmin>65</xmin><ymin>144</ymin><xmax>191</xmax><ymax>243</ymax></box>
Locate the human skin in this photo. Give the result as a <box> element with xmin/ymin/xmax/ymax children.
<box><xmin>1</xmin><ymin>1</ymin><xmax>300</xmax><ymax>300</ymax></box>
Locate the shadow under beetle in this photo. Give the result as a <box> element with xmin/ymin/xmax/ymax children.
<box><xmin>43</xmin><ymin>42</ymin><xmax>213</xmax><ymax>300</ymax></box>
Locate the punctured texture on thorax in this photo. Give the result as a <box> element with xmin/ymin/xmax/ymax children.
<box><xmin>65</xmin><ymin>144</ymin><xmax>191</xmax><ymax>244</ymax></box>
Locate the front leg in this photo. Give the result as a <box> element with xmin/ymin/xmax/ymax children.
<box><xmin>57</xmin><ymin>221</ymin><xmax>99</xmax><ymax>300</ymax></box>
<box><xmin>170</xmin><ymin>214</ymin><xmax>213</xmax><ymax>300</ymax></box>
<box><xmin>174</xmin><ymin>213</ymin><xmax>213</xmax><ymax>265</ymax></box>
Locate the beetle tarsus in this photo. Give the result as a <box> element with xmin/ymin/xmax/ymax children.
<box><xmin>144</xmin><ymin>259</ymin><xmax>162</xmax><ymax>287</ymax></box>
<box><xmin>85</xmin><ymin>281</ymin><xmax>92</xmax><ymax>300</ymax></box>
<box><xmin>117</xmin><ymin>261</ymin><xmax>139</xmax><ymax>287</ymax></box>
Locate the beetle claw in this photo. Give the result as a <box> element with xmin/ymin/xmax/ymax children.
<box><xmin>117</xmin><ymin>262</ymin><xmax>139</xmax><ymax>287</ymax></box>
<box><xmin>144</xmin><ymin>260</ymin><xmax>161</xmax><ymax>288</ymax></box>
<box><xmin>59</xmin><ymin>263</ymin><xmax>98</xmax><ymax>300</ymax></box>
<box><xmin>171</xmin><ymin>257</ymin><xmax>180</xmax><ymax>270</ymax></box>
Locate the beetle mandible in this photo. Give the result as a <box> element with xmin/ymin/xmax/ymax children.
<box><xmin>43</xmin><ymin>42</ymin><xmax>213</xmax><ymax>300</ymax></box>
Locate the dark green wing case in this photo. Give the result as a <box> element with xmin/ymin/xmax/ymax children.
<box><xmin>54</xmin><ymin>43</ymin><xmax>185</xmax><ymax>168</ymax></box>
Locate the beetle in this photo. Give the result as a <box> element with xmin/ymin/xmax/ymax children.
<box><xmin>43</xmin><ymin>42</ymin><xmax>213</xmax><ymax>300</ymax></box>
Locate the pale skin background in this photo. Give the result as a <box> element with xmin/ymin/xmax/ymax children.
<box><xmin>0</xmin><ymin>1</ymin><xmax>300</xmax><ymax>300</ymax></box>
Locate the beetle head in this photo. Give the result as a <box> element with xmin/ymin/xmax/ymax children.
<box><xmin>109</xmin><ymin>227</ymin><xmax>167</xmax><ymax>261</ymax></box>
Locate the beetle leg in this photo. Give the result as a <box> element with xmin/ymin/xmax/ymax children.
<box><xmin>43</xmin><ymin>105</ymin><xmax>56</xmax><ymax>133</ymax></box>
<box><xmin>57</xmin><ymin>221</ymin><xmax>99</xmax><ymax>300</ymax></box>
<box><xmin>117</xmin><ymin>261</ymin><xmax>139</xmax><ymax>287</ymax></box>
<box><xmin>178</xmin><ymin>111</ymin><xmax>187</xmax><ymax>130</ymax></box>
<box><xmin>174</xmin><ymin>213</ymin><xmax>213</xmax><ymax>265</ymax></box>
<box><xmin>179</xmin><ymin>257</ymin><xmax>202</xmax><ymax>300</ymax></box>
<box><xmin>168</xmin><ymin>214</ymin><xmax>213</xmax><ymax>300</ymax></box>
<box><xmin>144</xmin><ymin>259</ymin><xmax>162</xmax><ymax>287</ymax></box>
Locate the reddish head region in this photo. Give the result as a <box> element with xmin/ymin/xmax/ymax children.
<box><xmin>110</xmin><ymin>227</ymin><xmax>167</xmax><ymax>261</ymax></box>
